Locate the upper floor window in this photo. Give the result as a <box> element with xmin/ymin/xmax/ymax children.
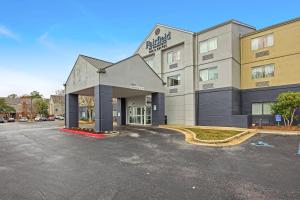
<box><xmin>145</xmin><ymin>59</ymin><xmax>154</xmax><ymax>68</ymax></box>
<box><xmin>199</xmin><ymin>37</ymin><xmax>217</xmax><ymax>53</ymax></box>
<box><xmin>167</xmin><ymin>74</ymin><xmax>180</xmax><ymax>86</ymax></box>
<box><xmin>251</xmin><ymin>34</ymin><xmax>273</xmax><ymax>51</ymax></box>
<box><xmin>199</xmin><ymin>67</ymin><xmax>218</xmax><ymax>82</ymax></box>
<box><xmin>251</xmin><ymin>64</ymin><xmax>274</xmax><ymax>79</ymax></box>
<box><xmin>252</xmin><ymin>102</ymin><xmax>273</xmax><ymax>115</ymax></box>
<box><xmin>167</xmin><ymin>50</ymin><xmax>181</xmax><ymax>65</ymax></box>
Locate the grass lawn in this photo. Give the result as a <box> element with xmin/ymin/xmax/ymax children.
<box><xmin>185</xmin><ymin>128</ymin><xmax>242</xmax><ymax>141</ymax></box>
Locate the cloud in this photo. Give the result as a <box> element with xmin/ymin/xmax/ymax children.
<box><xmin>0</xmin><ymin>68</ymin><xmax>63</xmax><ymax>98</ymax></box>
<box><xmin>37</xmin><ymin>32</ymin><xmax>56</xmax><ymax>50</ymax></box>
<box><xmin>0</xmin><ymin>25</ymin><xmax>20</xmax><ymax>41</ymax></box>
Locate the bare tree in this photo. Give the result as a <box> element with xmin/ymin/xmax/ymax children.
<box><xmin>79</xmin><ymin>96</ymin><xmax>94</xmax><ymax>123</ymax></box>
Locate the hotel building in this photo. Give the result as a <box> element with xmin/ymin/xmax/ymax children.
<box><xmin>65</xmin><ymin>17</ymin><xmax>300</xmax><ymax>131</ymax></box>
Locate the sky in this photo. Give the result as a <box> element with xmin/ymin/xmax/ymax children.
<box><xmin>0</xmin><ymin>0</ymin><xmax>299</xmax><ymax>98</ymax></box>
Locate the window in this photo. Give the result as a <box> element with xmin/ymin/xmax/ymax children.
<box><xmin>252</xmin><ymin>102</ymin><xmax>273</xmax><ymax>115</ymax></box>
<box><xmin>167</xmin><ymin>50</ymin><xmax>181</xmax><ymax>65</ymax></box>
<box><xmin>167</xmin><ymin>74</ymin><xmax>180</xmax><ymax>86</ymax></box>
<box><xmin>199</xmin><ymin>37</ymin><xmax>217</xmax><ymax>53</ymax></box>
<box><xmin>263</xmin><ymin>102</ymin><xmax>273</xmax><ymax>115</ymax></box>
<box><xmin>145</xmin><ymin>59</ymin><xmax>154</xmax><ymax>68</ymax></box>
<box><xmin>251</xmin><ymin>34</ymin><xmax>273</xmax><ymax>50</ymax></box>
<box><xmin>251</xmin><ymin>64</ymin><xmax>274</xmax><ymax>79</ymax></box>
<box><xmin>199</xmin><ymin>67</ymin><xmax>218</xmax><ymax>82</ymax></box>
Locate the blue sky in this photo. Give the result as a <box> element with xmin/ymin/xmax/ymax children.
<box><xmin>0</xmin><ymin>0</ymin><xmax>299</xmax><ymax>97</ymax></box>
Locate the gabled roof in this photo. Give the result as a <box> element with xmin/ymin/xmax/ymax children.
<box><xmin>103</xmin><ymin>54</ymin><xmax>165</xmax><ymax>84</ymax></box>
<box><xmin>196</xmin><ymin>19</ymin><xmax>256</xmax><ymax>35</ymax></box>
<box><xmin>65</xmin><ymin>54</ymin><xmax>113</xmax><ymax>85</ymax></box>
<box><xmin>135</xmin><ymin>23</ymin><xmax>194</xmax><ymax>54</ymax></box>
<box><xmin>2</xmin><ymin>97</ymin><xmax>21</xmax><ymax>105</ymax></box>
<box><xmin>50</xmin><ymin>95</ymin><xmax>64</xmax><ymax>104</ymax></box>
<box><xmin>80</xmin><ymin>55</ymin><xmax>112</xmax><ymax>69</ymax></box>
<box><xmin>241</xmin><ymin>17</ymin><xmax>300</xmax><ymax>37</ymax></box>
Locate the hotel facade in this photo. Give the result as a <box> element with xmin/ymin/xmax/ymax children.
<box><xmin>65</xmin><ymin>17</ymin><xmax>300</xmax><ymax>131</ymax></box>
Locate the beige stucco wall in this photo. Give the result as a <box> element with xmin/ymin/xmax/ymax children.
<box><xmin>196</xmin><ymin>23</ymin><xmax>254</xmax><ymax>91</ymax></box>
<box><xmin>49</xmin><ymin>99</ymin><xmax>65</xmax><ymax>116</ymax></box>
<box><xmin>136</xmin><ymin>25</ymin><xmax>195</xmax><ymax>125</ymax></box>
<box><xmin>65</xmin><ymin>56</ymin><xmax>99</xmax><ymax>94</ymax></box>
<box><xmin>241</xmin><ymin>20</ymin><xmax>300</xmax><ymax>89</ymax></box>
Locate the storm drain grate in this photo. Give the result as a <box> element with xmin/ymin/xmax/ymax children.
<box><xmin>251</xmin><ymin>140</ymin><xmax>273</xmax><ymax>147</ymax></box>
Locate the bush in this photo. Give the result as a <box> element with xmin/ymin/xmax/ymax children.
<box><xmin>80</xmin><ymin>117</ymin><xmax>88</xmax><ymax>121</ymax></box>
<box><xmin>271</xmin><ymin>92</ymin><xmax>300</xmax><ymax>127</ymax></box>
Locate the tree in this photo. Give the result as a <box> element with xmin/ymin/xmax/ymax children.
<box><xmin>34</xmin><ymin>98</ymin><xmax>48</xmax><ymax>116</ymax></box>
<box><xmin>7</xmin><ymin>94</ymin><xmax>18</xmax><ymax>98</ymax></box>
<box><xmin>271</xmin><ymin>92</ymin><xmax>300</xmax><ymax>126</ymax></box>
<box><xmin>55</xmin><ymin>89</ymin><xmax>65</xmax><ymax>96</ymax></box>
<box><xmin>21</xmin><ymin>91</ymin><xmax>43</xmax><ymax>121</ymax></box>
<box><xmin>79</xmin><ymin>96</ymin><xmax>94</xmax><ymax>122</ymax></box>
<box><xmin>30</xmin><ymin>91</ymin><xmax>43</xmax><ymax>99</ymax></box>
<box><xmin>0</xmin><ymin>98</ymin><xmax>16</xmax><ymax>113</ymax></box>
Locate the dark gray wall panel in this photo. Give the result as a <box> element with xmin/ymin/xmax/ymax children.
<box><xmin>65</xmin><ymin>93</ymin><xmax>78</xmax><ymax>128</ymax></box>
<box><xmin>121</xmin><ymin>98</ymin><xmax>126</xmax><ymax>125</ymax></box>
<box><xmin>152</xmin><ymin>92</ymin><xmax>165</xmax><ymax>125</ymax></box>
<box><xmin>116</xmin><ymin>98</ymin><xmax>121</xmax><ymax>126</ymax></box>
<box><xmin>116</xmin><ymin>98</ymin><xmax>126</xmax><ymax>126</ymax></box>
<box><xmin>241</xmin><ymin>84</ymin><xmax>300</xmax><ymax>125</ymax></box>
<box><xmin>94</xmin><ymin>85</ymin><xmax>113</xmax><ymax>132</ymax></box>
<box><xmin>196</xmin><ymin>87</ymin><xmax>248</xmax><ymax>128</ymax></box>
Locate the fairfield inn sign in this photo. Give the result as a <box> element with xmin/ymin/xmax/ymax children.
<box><xmin>146</xmin><ymin>29</ymin><xmax>171</xmax><ymax>53</ymax></box>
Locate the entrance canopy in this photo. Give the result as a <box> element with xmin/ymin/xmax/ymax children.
<box><xmin>65</xmin><ymin>54</ymin><xmax>166</xmax><ymax>96</ymax></box>
<box><xmin>65</xmin><ymin>54</ymin><xmax>166</xmax><ymax>132</ymax></box>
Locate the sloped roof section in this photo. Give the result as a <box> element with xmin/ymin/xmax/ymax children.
<box><xmin>50</xmin><ymin>95</ymin><xmax>64</xmax><ymax>104</ymax></box>
<box><xmin>103</xmin><ymin>54</ymin><xmax>165</xmax><ymax>84</ymax></box>
<box><xmin>80</xmin><ymin>55</ymin><xmax>112</xmax><ymax>69</ymax></box>
<box><xmin>98</xmin><ymin>54</ymin><xmax>166</xmax><ymax>93</ymax></box>
<box><xmin>196</xmin><ymin>19</ymin><xmax>256</xmax><ymax>35</ymax></box>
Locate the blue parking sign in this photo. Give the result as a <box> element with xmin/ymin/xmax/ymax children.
<box><xmin>275</xmin><ymin>115</ymin><xmax>281</xmax><ymax>122</ymax></box>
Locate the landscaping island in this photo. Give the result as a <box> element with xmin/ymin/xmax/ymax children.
<box><xmin>184</xmin><ymin>128</ymin><xmax>242</xmax><ymax>141</ymax></box>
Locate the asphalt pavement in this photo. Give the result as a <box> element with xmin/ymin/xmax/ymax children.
<box><xmin>0</xmin><ymin>122</ymin><xmax>300</xmax><ymax>200</ymax></box>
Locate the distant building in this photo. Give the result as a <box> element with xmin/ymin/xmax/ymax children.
<box><xmin>49</xmin><ymin>95</ymin><xmax>65</xmax><ymax>116</ymax></box>
<box><xmin>1</xmin><ymin>97</ymin><xmax>35</xmax><ymax>119</ymax></box>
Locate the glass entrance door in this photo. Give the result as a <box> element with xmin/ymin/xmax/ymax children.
<box><xmin>128</xmin><ymin>106</ymin><xmax>151</xmax><ymax>125</ymax></box>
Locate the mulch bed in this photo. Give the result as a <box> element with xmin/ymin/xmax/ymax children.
<box><xmin>59</xmin><ymin>128</ymin><xmax>105</xmax><ymax>139</ymax></box>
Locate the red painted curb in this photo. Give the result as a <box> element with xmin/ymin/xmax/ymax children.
<box><xmin>59</xmin><ymin>128</ymin><xmax>105</xmax><ymax>139</ymax></box>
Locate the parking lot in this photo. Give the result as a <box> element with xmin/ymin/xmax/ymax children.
<box><xmin>0</xmin><ymin>122</ymin><xmax>300</xmax><ymax>200</ymax></box>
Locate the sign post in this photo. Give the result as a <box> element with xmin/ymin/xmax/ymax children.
<box><xmin>275</xmin><ymin>114</ymin><xmax>281</xmax><ymax>126</ymax></box>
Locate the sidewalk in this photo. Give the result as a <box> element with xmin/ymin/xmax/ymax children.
<box><xmin>256</xmin><ymin>129</ymin><xmax>300</xmax><ymax>135</ymax></box>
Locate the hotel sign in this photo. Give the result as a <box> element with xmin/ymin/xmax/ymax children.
<box><xmin>146</xmin><ymin>28</ymin><xmax>171</xmax><ymax>53</ymax></box>
<box><xmin>130</xmin><ymin>83</ymin><xmax>145</xmax><ymax>91</ymax></box>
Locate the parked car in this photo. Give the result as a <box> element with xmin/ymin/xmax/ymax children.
<box><xmin>40</xmin><ymin>117</ymin><xmax>48</xmax><ymax>121</ymax></box>
<box><xmin>7</xmin><ymin>118</ymin><xmax>15</xmax><ymax>122</ymax></box>
<box><xmin>48</xmin><ymin>116</ymin><xmax>55</xmax><ymax>121</ymax></box>
<box><xmin>56</xmin><ymin>115</ymin><xmax>64</xmax><ymax>120</ymax></box>
<box><xmin>19</xmin><ymin>117</ymin><xmax>28</xmax><ymax>122</ymax></box>
<box><xmin>0</xmin><ymin>117</ymin><xmax>5</xmax><ymax>123</ymax></box>
<box><xmin>35</xmin><ymin>116</ymin><xmax>41</xmax><ymax>121</ymax></box>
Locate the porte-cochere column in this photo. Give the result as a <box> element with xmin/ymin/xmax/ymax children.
<box><xmin>65</xmin><ymin>93</ymin><xmax>79</xmax><ymax>128</ymax></box>
<box><xmin>151</xmin><ymin>92</ymin><xmax>165</xmax><ymax>125</ymax></box>
<box><xmin>94</xmin><ymin>85</ymin><xmax>113</xmax><ymax>132</ymax></box>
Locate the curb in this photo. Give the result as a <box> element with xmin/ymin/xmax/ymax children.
<box><xmin>255</xmin><ymin>129</ymin><xmax>300</xmax><ymax>135</ymax></box>
<box><xmin>182</xmin><ymin>128</ymin><xmax>251</xmax><ymax>144</ymax></box>
<box><xmin>59</xmin><ymin>128</ymin><xmax>105</xmax><ymax>139</ymax></box>
<box><xmin>160</xmin><ymin>126</ymin><xmax>257</xmax><ymax>147</ymax></box>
